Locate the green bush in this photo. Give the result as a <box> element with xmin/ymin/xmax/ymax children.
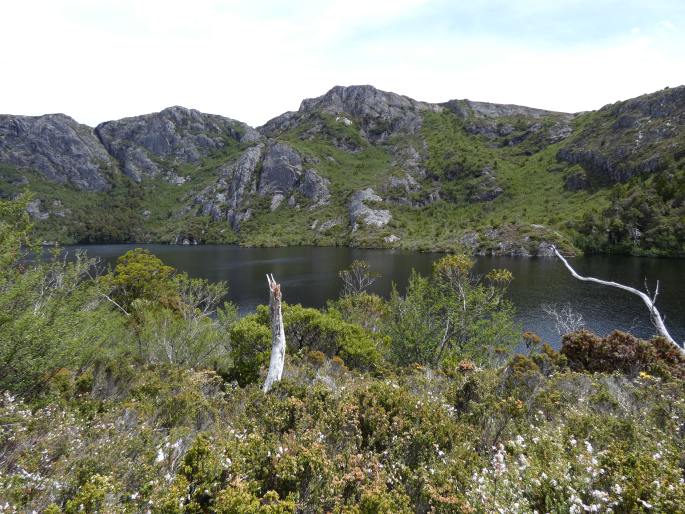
<box><xmin>252</xmin><ymin>303</ymin><xmax>384</xmax><ymax>372</ymax></box>
<box><xmin>385</xmin><ymin>255</ymin><xmax>519</xmax><ymax>367</ymax></box>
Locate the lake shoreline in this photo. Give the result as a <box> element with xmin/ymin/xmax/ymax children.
<box><xmin>51</xmin><ymin>240</ymin><xmax>685</xmax><ymax>260</ymax></box>
<box><xmin>65</xmin><ymin>244</ymin><xmax>685</xmax><ymax>345</ymax></box>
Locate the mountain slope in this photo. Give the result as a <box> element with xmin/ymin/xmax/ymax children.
<box><xmin>0</xmin><ymin>85</ymin><xmax>683</xmax><ymax>255</ymax></box>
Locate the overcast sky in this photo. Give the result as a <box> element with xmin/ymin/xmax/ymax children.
<box><xmin>1</xmin><ymin>0</ymin><xmax>683</xmax><ymax>127</ymax></box>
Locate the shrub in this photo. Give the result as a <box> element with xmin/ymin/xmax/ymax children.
<box><xmin>561</xmin><ymin>330</ymin><xmax>685</xmax><ymax>379</ymax></box>
<box><xmin>385</xmin><ymin>255</ymin><xmax>519</xmax><ymax>367</ymax></box>
<box><xmin>255</xmin><ymin>304</ymin><xmax>384</xmax><ymax>371</ymax></box>
<box><xmin>105</xmin><ymin>248</ymin><xmax>177</xmax><ymax>311</ymax></box>
<box><xmin>227</xmin><ymin>315</ymin><xmax>272</xmax><ymax>386</ymax></box>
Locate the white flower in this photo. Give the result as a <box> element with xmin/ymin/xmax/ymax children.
<box><xmin>637</xmin><ymin>499</ymin><xmax>653</xmax><ymax>509</ymax></box>
<box><xmin>492</xmin><ymin>445</ymin><xmax>507</xmax><ymax>476</ymax></box>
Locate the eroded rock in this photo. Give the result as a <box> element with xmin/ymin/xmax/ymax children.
<box><xmin>349</xmin><ymin>188</ymin><xmax>392</xmax><ymax>230</ymax></box>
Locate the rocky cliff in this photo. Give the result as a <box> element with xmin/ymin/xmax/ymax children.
<box><xmin>1</xmin><ymin>84</ymin><xmax>683</xmax><ymax>256</ymax></box>
<box><xmin>0</xmin><ymin>113</ymin><xmax>114</xmax><ymax>191</ymax></box>
<box><xmin>95</xmin><ymin>106</ymin><xmax>260</xmax><ymax>182</ymax></box>
<box><xmin>557</xmin><ymin>86</ymin><xmax>685</xmax><ymax>185</ymax></box>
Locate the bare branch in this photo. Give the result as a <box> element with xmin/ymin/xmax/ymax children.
<box><xmin>339</xmin><ymin>260</ymin><xmax>378</xmax><ymax>296</ymax></box>
<box><xmin>552</xmin><ymin>246</ymin><xmax>683</xmax><ymax>353</ymax></box>
<box><xmin>542</xmin><ymin>303</ymin><xmax>586</xmax><ymax>336</ymax></box>
<box><xmin>100</xmin><ymin>293</ymin><xmax>130</xmax><ymax>316</ymax></box>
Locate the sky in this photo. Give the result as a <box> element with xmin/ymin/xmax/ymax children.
<box><xmin>1</xmin><ymin>0</ymin><xmax>684</xmax><ymax>127</ymax></box>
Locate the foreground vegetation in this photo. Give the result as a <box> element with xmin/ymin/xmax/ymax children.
<box><xmin>1</xmin><ymin>196</ymin><xmax>685</xmax><ymax>513</ymax></box>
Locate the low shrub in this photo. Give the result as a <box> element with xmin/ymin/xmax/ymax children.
<box><xmin>561</xmin><ymin>330</ymin><xmax>685</xmax><ymax>379</ymax></box>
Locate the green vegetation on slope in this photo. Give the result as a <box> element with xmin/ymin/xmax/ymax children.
<box><xmin>3</xmin><ymin>87</ymin><xmax>684</xmax><ymax>256</ymax></box>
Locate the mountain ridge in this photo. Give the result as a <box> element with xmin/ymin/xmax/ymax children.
<box><xmin>1</xmin><ymin>84</ymin><xmax>683</xmax><ymax>256</ymax></box>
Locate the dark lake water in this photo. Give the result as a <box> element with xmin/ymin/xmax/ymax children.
<box><xmin>69</xmin><ymin>244</ymin><xmax>685</xmax><ymax>346</ymax></box>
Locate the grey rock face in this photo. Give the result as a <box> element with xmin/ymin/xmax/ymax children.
<box><xmin>258</xmin><ymin>142</ymin><xmax>330</xmax><ymax>205</ymax></box>
<box><xmin>270</xmin><ymin>193</ymin><xmax>285</xmax><ymax>211</ymax></box>
<box><xmin>223</xmin><ymin>145</ymin><xmax>263</xmax><ymax>209</ymax></box>
<box><xmin>95</xmin><ymin>106</ymin><xmax>260</xmax><ymax>181</ymax></box>
<box><xmin>26</xmin><ymin>199</ymin><xmax>49</xmax><ymax>220</ymax></box>
<box><xmin>227</xmin><ymin>208</ymin><xmax>252</xmax><ymax>229</ymax></box>
<box><xmin>349</xmin><ymin>188</ymin><xmax>392</xmax><ymax>230</ymax></box>
<box><xmin>194</xmin><ymin>144</ymin><xmax>263</xmax><ymax>228</ymax></box>
<box><xmin>557</xmin><ymin>86</ymin><xmax>685</xmax><ymax>183</ymax></box>
<box><xmin>443</xmin><ymin>99</ymin><xmax>575</xmax><ymax>148</ymax></box>
<box><xmin>446</xmin><ymin>99</ymin><xmax>566</xmax><ymax>119</ymax></box>
<box><xmin>261</xmin><ymin>85</ymin><xmax>442</xmax><ymax>142</ymax></box>
<box><xmin>0</xmin><ymin>114</ymin><xmax>113</xmax><ymax>191</ymax></box>
<box><xmin>258</xmin><ymin>142</ymin><xmax>303</xmax><ymax>195</ymax></box>
<box><xmin>469</xmin><ymin>166</ymin><xmax>503</xmax><ymax>202</ymax></box>
<box><xmin>299</xmin><ymin>168</ymin><xmax>330</xmax><ymax>205</ymax></box>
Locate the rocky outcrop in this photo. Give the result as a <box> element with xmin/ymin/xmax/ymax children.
<box><xmin>299</xmin><ymin>168</ymin><xmax>330</xmax><ymax>206</ymax></box>
<box><xmin>261</xmin><ymin>85</ymin><xmax>442</xmax><ymax>142</ymax></box>
<box><xmin>469</xmin><ymin>166</ymin><xmax>503</xmax><ymax>202</ymax></box>
<box><xmin>460</xmin><ymin>226</ymin><xmax>564</xmax><ymax>257</ymax></box>
<box><xmin>257</xmin><ymin>142</ymin><xmax>330</xmax><ymax>208</ymax></box>
<box><xmin>0</xmin><ymin>114</ymin><xmax>113</xmax><ymax>191</ymax></box>
<box><xmin>349</xmin><ymin>188</ymin><xmax>392</xmax><ymax>230</ymax></box>
<box><xmin>26</xmin><ymin>198</ymin><xmax>49</xmax><ymax>220</ymax></box>
<box><xmin>443</xmin><ymin>99</ymin><xmax>574</xmax><ymax>149</ymax></box>
<box><xmin>224</xmin><ymin>145</ymin><xmax>263</xmax><ymax>209</ymax></box>
<box><xmin>258</xmin><ymin>142</ymin><xmax>303</xmax><ymax>195</ymax></box>
<box><xmin>192</xmin><ymin>141</ymin><xmax>330</xmax><ymax>226</ymax></box>
<box><xmin>192</xmin><ymin>144</ymin><xmax>263</xmax><ymax>228</ymax></box>
<box><xmin>95</xmin><ymin>106</ymin><xmax>260</xmax><ymax>181</ymax></box>
<box><xmin>557</xmin><ymin>86</ymin><xmax>685</xmax><ymax>183</ymax></box>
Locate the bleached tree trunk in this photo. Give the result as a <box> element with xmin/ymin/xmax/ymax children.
<box><xmin>263</xmin><ymin>274</ymin><xmax>286</xmax><ymax>393</ymax></box>
<box><xmin>552</xmin><ymin>246</ymin><xmax>684</xmax><ymax>354</ymax></box>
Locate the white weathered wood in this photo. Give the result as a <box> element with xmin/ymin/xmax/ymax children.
<box><xmin>263</xmin><ymin>274</ymin><xmax>286</xmax><ymax>392</ymax></box>
<box><xmin>552</xmin><ymin>246</ymin><xmax>684</xmax><ymax>354</ymax></box>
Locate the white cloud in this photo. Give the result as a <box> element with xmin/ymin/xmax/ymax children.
<box><xmin>0</xmin><ymin>0</ymin><xmax>682</xmax><ymax>127</ymax></box>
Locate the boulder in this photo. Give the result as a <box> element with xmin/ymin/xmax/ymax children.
<box><xmin>349</xmin><ymin>188</ymin><xmax>392</xmax><ymax>230</ymax></box>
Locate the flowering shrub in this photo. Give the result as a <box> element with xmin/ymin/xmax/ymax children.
<box><xmin>2</xmin><ymin>357</ymin><xmax>684</xmax><ymax>512</ymax></box>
